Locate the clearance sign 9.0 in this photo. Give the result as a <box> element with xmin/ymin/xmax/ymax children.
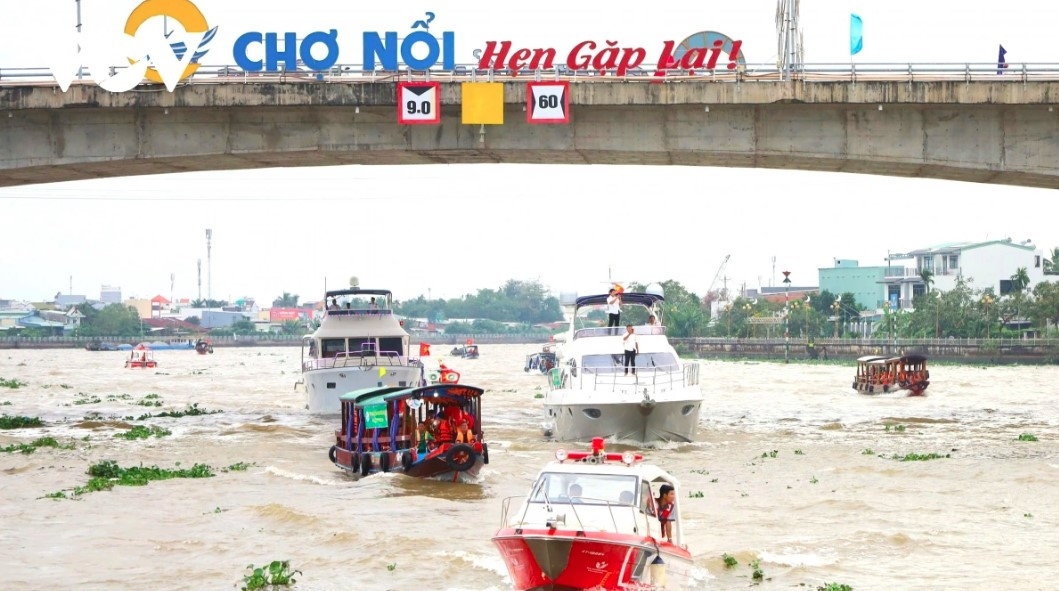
<box><xmin>396</xmin><ymin>81</ymin><xmax>570</xmax><ymax>125</ymax></box>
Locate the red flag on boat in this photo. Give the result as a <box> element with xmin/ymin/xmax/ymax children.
<box><xmin>419</xmin><ymin>342</ymin><xmax>431</xmax><ymax>357</ymax></box>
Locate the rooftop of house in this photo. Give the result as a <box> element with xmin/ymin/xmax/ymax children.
<box><xmin>891</xmin><ymin>238</ymin><xmax>1036</xmax><ymax>258</ymax></box>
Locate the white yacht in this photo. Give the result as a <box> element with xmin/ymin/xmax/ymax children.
<box><xmin>541</xmin><ymin>288</ymin><xmax>702</xmax><ymax>443</ymax></box>
<box><xmin>299</xmin><ymin>288</ymin><xmax>425</xmax><ymax>414</ymax></box>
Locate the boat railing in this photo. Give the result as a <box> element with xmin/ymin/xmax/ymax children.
<box><xmin>500</xmin><ymin>494</ymin><xmax>644</xmax><ymax>534</ymax></box>
<box><xmin>563</xmin><ymin>362</ymin><xmax>699</xmax><ymax>393</ymax></box>
<box><xmin>302</xmin><ymin>351</ymin><xmax>409</xmax><ymax>371</ymax></box>
<box><xmin>325</xmin><ymin>308</ymin><xmax>393</xmax><ymax>318</ymax></box>
<box><xmin>574</xmin><ymin>325</ymin><xmax>666</xmax><ymax>340</ymax></box>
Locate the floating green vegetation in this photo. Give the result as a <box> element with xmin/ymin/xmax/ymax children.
<box><xmin>46</xmin><ymin>459</ymin><xmax>215</xmax><ymax>499</ymax></box>
<box><xmin>386</xmin><ymin>563</ymin><xmax>396</xmax><ymax>572</ymax></box>
<box><xmin>818</xmin><ymin>584</ymin><xmax>854</xmax><ymax>591</ymax></box>
<box><xmin>0</xmin><ymin>415</ymin><xmax>43</xmax><ymax>429</ymax></box>
<box><xmin>72</xmin><ymin>393</ymin><xmax>102</xmax><ymax>406</ymax></box>
<box><xmin>0</xmin><ymin>377</ymin><xmax>27</xmax><ymax>389</ymax></box>
<box><xmin>793</xmin><ymin>449</ymin><xmax>804</xmax><ymax>455</ymax></box>
<box><xmin>136</xmin><ymin>394</ymin><xmax>164</xmax><ymax>407</ymax></box>
<box><xmin>761</xmin><ymin>450</ymin><xmax>779</xmax><ymax>459</ymax></box>
<box><xmin>242</xmin><ymin>560</ymin><xmax>301</xmax><ymax>590</ymax></box>
<box><xmin>223</xmin><ymin>462</ymin><xmax>255</xmax><ymax>472</ymax></box>
<box><xmin>809</xmin><ymin>476</ymin><xmax>819</xmax><ymax>484</ymax></box>
<box><xmin>1</xmin><ymin>436</ymin><xmax>75</xmax><ymax>454</ymax></box>
<box><xmin>113</xmin><ymin>425</ymin><xmax>172</xmax><ymax>440</ymax></box>
<box><xmin>884</xmin><ymin>424</ymin><xmax>907</xmax><ymax>433</ymax></box>
<box><xmin>749</xmin><ymin>559</ymin><xmax>764</xmax><ymax>581</ymax></box>
<box><xmin>891</xmin><ymin>452</ymin><xmax>949</xmax><ymax>462</ymax></box>
<box><xmin>690</xmin><ymin>469</ymin><xmax>709</xmax><ymax>475</ymax></box>
<box><xmin>1017</xmin><ymin>433</ymin><xmax>1038</xmax><ymax>442</ymax></box>
<box><xmin>1024</xmin><ymin>512</ymin><xmax>1033</xmax><ymax>518</ymax></box>
<box><xmin>534</xmin><ymin>393</ymin><xmax>543</xmax><ymax>399</ymax></box>
<box><xmin>722</xmin><ymin>553</ymin><xmax>738</xmax><ymax>568</ymax></box>
<box><xmin>106</xmin><ymin>393</ymin><xmax>134</xmax><ymax>401</ymax></box>
<box><xmin>0</xmin><ymin>401</ymin><xmax>11</xmax><ymax>406</ymax></box>
<box><xmin>688</xmin><ymin>491</ymin><xmax>704</xmax><ymax>498</ymax></box>
<box><xmin>861</xmin><ymin>448</ymin><xmax>875</xmax><ymax>455</ymax></box>
<box><xmin>150</xmin><ymin>403</ymin><xmax>222</xmax><ymax>419</ymax></box>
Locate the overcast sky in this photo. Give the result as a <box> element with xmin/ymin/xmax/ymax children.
<box><xmin>1</xmin><ymin>1</ymin><xmax>1057</xmax><ymax>304</ymax></box>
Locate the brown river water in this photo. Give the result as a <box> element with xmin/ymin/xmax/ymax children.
<box><xmin>1</xmin><ymin>345</ymin><xmax>1057</xmax><ymax>591</ymax></box>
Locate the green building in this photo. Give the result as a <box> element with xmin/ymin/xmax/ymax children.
<box><xmin>818</xmin><ymin>259</ymin><xmax>905</xmax><ymax>310</ymax></box>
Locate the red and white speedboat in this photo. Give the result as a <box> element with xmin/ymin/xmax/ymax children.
<box><xmin>493</xmin><ymin>438</ymin><xmax>696</xmax><ymax>590</ymax></box>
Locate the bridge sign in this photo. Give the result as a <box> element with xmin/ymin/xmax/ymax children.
<box><xmin>397</xmin><ymin>82</ymin><xmax>441</xmax><ymax>125</ymax></box>
<box><xmin>526</xmin><ymin>82</ymin><xmax>570</xmax><ymax>124</ymax></box>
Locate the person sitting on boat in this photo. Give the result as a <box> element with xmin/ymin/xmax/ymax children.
<box><xmin>656</xmin><ymin>484</ymin><xmax>676</xmax><ymax>544</ymax></box>
<box><xmin>327</xmin><ymin>297</ymin><xmax>339</xmax><ymax>310</ymax></box>
<box><xmin>369</xmin><ymin>297</ymin><xmax>379</xmax><ymax>310</ymax></box>
<box><xmin>416</xmin><ymin>420</ymin><xmax>434</xmax><ymax>454</ymax></box>
<box><xmin>648</xmin><ymin>314</ymin><xmax>659</xmax><ymax>326</ymax></box>
<box><xmin>566</xmin><ymin>483</ymin><xmax>584</xmax><ymax>503</ymax></box>
<box><xmin>454</xmin><ymin>420</ymin><xmax>474</xmax><ymax>443</ymax></box>
<box><xmin>619</xmin><ymin>490</ymin><xmax>636</xmax><ymax>505</ymax></box>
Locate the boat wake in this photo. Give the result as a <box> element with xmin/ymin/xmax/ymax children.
<box><xmin>264</xmin><ymin>465</ymin><xmax>345</xmax><ymax>486</ymax></box>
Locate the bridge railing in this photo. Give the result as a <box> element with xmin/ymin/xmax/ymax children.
<box><xmin>5</xmin><ymin>62</ymin><xmax>1059</xmax><ymax>87</ymax></box>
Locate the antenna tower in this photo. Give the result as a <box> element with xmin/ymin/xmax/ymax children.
<box><xmin>775</xmin><ymin>0</ymin><xmax>803</xmax><ymax>80</ymax></box>
<box><xmin>170</xmin><ymin>273</ymin><xmax>175</xmax><ymax>305</ymax></box>
<box><xmin>197</xmin><ymin>259</ymin><xmax>202</xmax><ymax>300</ymax></box>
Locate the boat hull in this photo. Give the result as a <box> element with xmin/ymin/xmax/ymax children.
<box><xmin>853</xmin><ymin>381</ymin><xmax>930</xmax><ymax>396</ymax></box>
<box><xmin>330</xmin><ymin>443</ymin><xmax>486</xmax><ymax>483</ymax></box>
<box><xmin>541</xmin><ymin>394</ymin><xmax>702</xmax><ymax>444</ymax></box>
<box><xmin>493</xmin><ymin>529</ymin><xmax>695</xmax><ymax>591</ymax></box>
<box><xmin>304</xmin><ymin>366</ymin><xmax>423</xmax><ymax>414</ymax></box>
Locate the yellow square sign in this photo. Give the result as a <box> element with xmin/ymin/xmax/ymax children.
<box><xmin>461</xmin><ymin>82</ymin><xmax>504</xmax><ymax>125</ymax></box>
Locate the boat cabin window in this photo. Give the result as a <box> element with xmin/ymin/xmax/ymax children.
<box><xmin>529</xmin><ymin>472</ymin><xmax>638</xmax><ymax>505</ymax></box>
<box><xmin>321</xmin><ymin>339</ymin><xmax>346</xmax><ymax>358</ymax></box>
<box><xmin>379</xmin><ymin>337</ymin><xmax>404</xmax><ymax>357</ymax></box>
<box><xmin>348</xmin><ymin>338</ymin><xmax>376</xmax><ymax>355</ymax></box>
<box><xmin>581</xmin><ymin>352</ymin><xmax>678</xmax><ymax>373</ymax></box>
<box><xmin>640</xmin><ymin>481</ymin><xmax>656</xmax><ymax>516</ymax></box>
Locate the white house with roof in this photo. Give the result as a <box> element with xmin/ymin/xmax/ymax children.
<box><xmin>881</xmin><ymin>238</ymin><xmax>1049</xmax><ymax>308</ymax></box>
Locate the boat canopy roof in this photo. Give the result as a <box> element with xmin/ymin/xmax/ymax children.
<box><xmin>575</xmin><ymin>292</ymin><xmax>665</xmax><ymax>309</ymax></box>
<box><xmin>856</xmin><ymin>355</ymin><xmax>888</xmax><ymax>363</ymax></box>
<box><xmin>340</xmin><ymin>386</ymin><xmax>407</xmax><ymax>404</ymax></box>
<box><xmin>326</xmin><ymin>288</ymin><xmax>393</xmax><ymax>298</ymax></box>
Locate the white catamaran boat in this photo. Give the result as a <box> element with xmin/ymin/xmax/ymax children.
<box><xmin>541</xmin><ymin>287</ymin><xmax>703</xmax><ymax>444</ymax></box>
<box><xmin>299</xmin><ymin>287</ymin><xmax>425</xmax><ymax>415</ymax></box>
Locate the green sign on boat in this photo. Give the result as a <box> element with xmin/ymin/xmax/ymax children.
<box><xmin>364</xmin><ymin>404</ymin><xmax>389</xmax><ymax>429</ymax></box>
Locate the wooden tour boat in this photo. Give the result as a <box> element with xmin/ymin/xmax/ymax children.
<box><xmin>853</xmin><ymin>354</ymin><xmax>930</xmax><ymax>396</ymax></box>
<box><xmin>328</xmin><ymin>383</ymin><xmax>489</xmax><ymax>483</ymax></box>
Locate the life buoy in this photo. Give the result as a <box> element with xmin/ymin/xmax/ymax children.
<box><xmin>380</xmin><ymin>452</ymin><xmax>392</xmax><ymax>473</ymax></box>
<box><xmin>440</xmin><ymin>369</ymin><xmax>460</xmax><ymax>384</ymax></box>
<box><xmin>360</xmin><ymin>453</ymin><xmax>373</xmax><ymax>477</ymax></box>
<box><xmin>482</xmin><ymin>442</ymin><xmax>489</xmax><ymax>465</ymax></box>
<box><xmin>328</xmin><ymin>445</ymin><xmax>337</xmax><ymax>464</ymax></box>
<box><xmin>443</xmin><ymin>443</ymin><xmax>477</xmax><ymax>472</ymax></box>
<box><xmin>401</xmin><ymin>451</ymin><xmax>414</xmax><ymax>470</ymax></box>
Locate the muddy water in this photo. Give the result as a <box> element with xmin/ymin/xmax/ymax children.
<box><xmin>1</xmin><ymin>346</ymin><xmax>1057</xmax><ymax>590</ymax></box>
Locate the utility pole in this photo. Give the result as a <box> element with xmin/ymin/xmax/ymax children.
<box><xmin>782</xmin><ymin>271</ymin><xmax>792</xmax><ymax>363</ymax></box>
<box><xmin>205</xmin><ymin>229</ymin><xmax>213</xmax><ymax>301</ymax></box>
<box><xmin>170</xmin><ymin>273</ymin><xmax>175</xmax><ymax>307</ymax></box>
<box><xmin>197</xmin><ymin>259</ymin><xmax>202</xmax><ymax>300</ymax></box>
<box><xmin>75</xmin><ymin>0</ymin><xmax>83</xmax><ymax>80</ymax></box>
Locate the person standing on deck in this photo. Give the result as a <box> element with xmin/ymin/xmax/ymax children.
<box><xmin>606</xmin><ymin>289</ymin><xmax>622</xmax><ymax>334</ymax></box>
<box><xmin>622</xmin><ymin>324</ymin><xmax>639</xmax><ymax>376</ymax></box>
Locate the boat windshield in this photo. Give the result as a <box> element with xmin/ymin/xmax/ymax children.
<box><xmin>529</xmin><ymin>472</ymin><xmax>639</xmax><ymax>505</ymax></box>
<box><xmin>581</xmin><ymin>352</ymin><xmax>678</xmax><ymax>374</ymax></box>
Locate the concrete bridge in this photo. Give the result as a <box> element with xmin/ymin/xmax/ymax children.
<box><xmin>2</xmin><ymin>76</ymin><xmax>1059</xmax><ymax>188</ymax></box>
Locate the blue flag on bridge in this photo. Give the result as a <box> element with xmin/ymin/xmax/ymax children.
<box><xmin>850</xmin><ymin>14</ymin><xmax>864</xmax><ymax>56</ymax></box>
<box><xmin>997</xmin><ymin>45</ymin><xmax>1009</xmax><ymax>75</ymax></box>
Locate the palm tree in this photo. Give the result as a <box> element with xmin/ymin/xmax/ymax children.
<box><xmin>919</xmin><ymin>268</ymin><xmax>935</xmax><ymax>293</ymax></box>
<box><xmin>1011</xmin><ymin>267</ymin><xmax>1030</xmax><ymax>293</ymax></box>
<box><xmin>1045</xmin><ymin>247</ymin><xmax>1059</xmax><ymax>275</ymax></box>
<box><xmin>273</xmin><ymin>292</ymin><xmax>300</xmax><ymax>308</ymax></box>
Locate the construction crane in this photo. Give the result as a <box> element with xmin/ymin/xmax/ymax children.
<box><xmin>706</xmin><ymin>254</ymin><xmax>731</xmax><ymax>301</ymax></box>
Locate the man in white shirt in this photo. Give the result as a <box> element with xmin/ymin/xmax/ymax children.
<box><xmin>622</xmin><ymin>324</ymin><xmax>638</xmax><ymax>376</ymax></box>
<box><xmin>606</xmin><ymin>289</ymin><xmax>622</xmax><ymax>334</ymax></box>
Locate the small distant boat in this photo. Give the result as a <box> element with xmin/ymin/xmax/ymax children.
<box><xmin>493</xmin><ymin>437</ymin><xmax>695</xmax><ymax>590</ymax></box>
<box><xmin>451</xmin><ymin>340</ymin><xmax>479</xmax><ymax>359</ymax></box>
<box><xmin>124</xmin><ymin>345</ymin><xmax>158</xmax><ymax>369</ymax></box>
<box><xmin>524</xmin><ymin>344</ymin><xmax>558</xmax><ymax>374</ymax></box>
<box><xmin>195</xmin><ymin>339</ymin><xmax>214</xmax><ymax>355</ymax></box>
<box><xmin>853</xmin><ymin>354</ymin><xmax>930</xmax><ymax>396</ymax></box>
<box><xmin>328</xmin><ymin>383</ymin><xmax>489</xmax><ymax>483</ymax></box>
